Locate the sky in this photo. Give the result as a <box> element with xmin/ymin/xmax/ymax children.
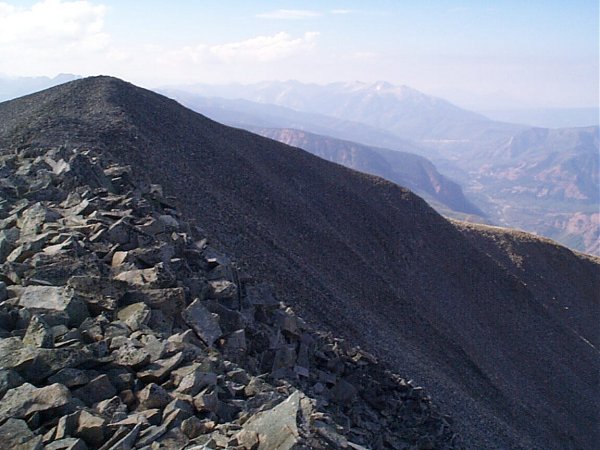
<box><xmin>0</xmin><ymin>0</ymin><xmax>598</xmax><ymax>109</ymax></box>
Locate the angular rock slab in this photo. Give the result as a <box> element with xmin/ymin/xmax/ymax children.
<box><xmin>23</xmin><ymin>314</ymin><xmax>54</xmax><ymax>348</ymax></box>
<box><xmin>0</xmin><ymin>383</ymin><xmax>71</xmax><ymax>421</ymax></box>
<box><xmin>136</xmin><ymin>383</ymin><xmax>172</xmax><ymax>410</ymax></box>
<box><xmin>45</xmin><ymin>438</ymin><xmax>88</xmax><ymax>450</ymax></box>
<box><xmin>0</xmin><ymin>337</ymin><xmax>37</xmax><ymax>371</ymax></box>
<box><xmin>137</xmin><ymin>351</ymin><xmax>184</xmax><ymax>383</ymax></box>
<box><xmin>18</xmin><ymin>286</ymin><xmax>89</xmax><ymax>327</ymax></box>
<box><xmin>73</xmin><ymin>375</ymin><xmax>116</xmax><ymax>407</ymax></box>
<box><xmin>242</xmin><ymin>391</ymin><xmax>300</xmax><ymax>450</ymax></box>
<box><xmin>125</xmin><ymin>287</ymin><xmax>185</xmax><ymax>318</ymax></box>
<box><xmin>182</xmin><ymin>299</ymin><xmax>222</xmax><ymax>347</ymax></box>
<box><xmin>117</xmin><ymin>302</ymin><xmax>150</xmax><ymax>331</ymax></box>
<box><xmin>0</xmin><ymin>337</ymin><xmax>91</xmax><ymax>383</ymax></box>
<box><xmin>0</xmin><ymin>418</ymin><xmax>43</xmax><ymax>450</ymax></box>
<box><xmin>113</xmin><ymin>264</ymin><xmax>175</xmax><ymax>289</ymax></box>
<box><xmin>0</xmin><ymin>369</ymin><xmax>24</xmax><ymax>399</ymax></box>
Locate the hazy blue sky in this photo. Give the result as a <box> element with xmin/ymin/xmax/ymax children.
<box><xmin>0</xmin><ymin>0</ymin><xmax>597</xmax><ymax>109</ymax></box>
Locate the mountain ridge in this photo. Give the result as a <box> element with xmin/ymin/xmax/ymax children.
<box><xmin>162</xmin><ymin>80</ymin><xmax>599</xmax><ymax>256</ymax></box>
<box><xmin>1</xmin><ymin>76</ymin><xmax>598</xmax><ymax>449</ymax></box>
<box><xmin>161</xmin><ymin>79</ymin><xmax>503</xmax><ymax>141</ymax></box>
<box><xmin>250</xmin><ymin>127</ymin><xmax>484</xmax><ymax>216</ymax></box>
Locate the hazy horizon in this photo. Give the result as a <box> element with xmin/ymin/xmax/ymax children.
<box><xmin>0</xmin><ymin>0</ymin><xmax>598</xmax><ymax>110</ymax></box>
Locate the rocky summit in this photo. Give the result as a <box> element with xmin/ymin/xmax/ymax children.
<box><xmin>0</xmin><ymin>77</ymin><xmax>598</xmax><ymax>450</ymax></box>
<box><xmin>0</xmin><ymin>146</ymin><xmax>457</xmax><ymax>449</ymax></box>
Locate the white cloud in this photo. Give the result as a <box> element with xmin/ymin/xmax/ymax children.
<box><xmin>210</xmin><ymin>31</ymin><xmax>319</xmax><ymax>63</ymax></box>
<box><xmin>256</xmin><ymin>9</ymin><xmax>321</xmax><ymax>20</ymax></box>
<box><xmin>0</xmin><ymin>2</ymin><xmax>321</xmax><ymax>86</ymax></box>
<box><xmin>0</xmin><ymin>0</ymin><xmax>109</xmax><ymax>74</ymax></box>
<box><xmin>160</xmin><ymin>32</ymin><xmax>320</xmax><ymax>66</ymax></box>
<box><xmin>331</xmin><ymin>9</ymin><xmax>354</xmax><ymax>15</ymax></box>
<box><xmin>0</xmin><ymin>0</ymin><xmax>107</xmax><ymax>48</ymax></box>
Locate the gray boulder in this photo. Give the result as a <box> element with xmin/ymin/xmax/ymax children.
<box><xmin>18</xmin><ymin>286</ymin><xmax>89</xmax><ymax>327</ymax></box>
<box><xmin>241</xmin><ymin>391</ymin><xmax>301</xmax><ymax>450</ymax></box>
<box><xmin>124</xmin><ymin>287</ymin><xmax>185</xmax><ymax>318</ymax></box>
<box><xmin>73</xmin><ymin>410</ymin><xmax>106</xmax><ymax>448</ymax></box>
<box><xmin>137</xmin><ymin>351</ymin><xmax>184</xmax><ymax>383</ymax></box>
<box><xmin>0</xmin><ymin>369</ymin><xmax>24</xmax><ymax>399</ymax></box>
<box><xmin>117</xmin><ymin>302</ymin><xmax>150</xmax><ymax>331</ymax></box>
<box><xmin>0</xmin><ymin>228</ymin><xmax>20</xmax><ymax>263</ymax></box>
<box><xmin>48</xmin><ymin>368</ymin><xmax>90</xmax><ymax>388</ymax></box>
<box><xmin>0</xmin><ymin>337</ymin><xmax>38</xmax><ymax>371</ymax></box>
<box><xmin>18</xmin><ymin>202</ymin><xmax>61</xmax><ymax>237</ymax></box>
<box><xmin>136</xmin><ymin>383</ymin><xmax>172</xmax><ymax>410</ymax></box>
<box><xmin>23</xmin><ymin>314</ymin><xmax>54</xmax><ymax>348</ymax></box>
<box><xmin>182</xmin><ymin>299</ymin><xmax>222</xmax><ymax>347</ymax></box>
<box><xmin>72</xmin><ymin>375</ymin><xmax>116</xmax><ymax>407</ymax></box>
<box><xmin>0</xmin><ymin>418</ymin><xmax>43</xmax><ymax>450</ymax></box>
<box><xmin>0</xmin><ymin>383</ymin><xmax>71</xmax><ymax>421</ymax></box>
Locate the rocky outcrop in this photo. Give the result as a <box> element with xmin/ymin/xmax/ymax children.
<box><xmin>0</xmin><ymin>147</ymin><xmax>458</xmax><ymax>449</ymax></box>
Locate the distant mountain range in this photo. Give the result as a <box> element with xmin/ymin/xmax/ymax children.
<box><xmin>0</xmin><ymin>74</ymin><xmax>80</xmax><ymax>102</ymax></box>
<box><xmin>162</xmin><ymin>80</ymin><xmax>523</xmax><ymax>142</ymax></box>
<box><xmin>162</xmin><ymin>81</ymin><xmax>600</xmax><ymax>256</ymax></box>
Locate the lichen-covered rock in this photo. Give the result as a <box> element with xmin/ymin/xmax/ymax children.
<box><xmin>18</xmin><ymin>202</ymin><xmax>61</xmax><ymax>237</ymax></box>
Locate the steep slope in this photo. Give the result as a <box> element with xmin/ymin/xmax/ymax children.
<box><xmin>0</xmin><ymin>145</ymin><xmax>457</xmax><ymax>449</ymax></box>
<box><xmin>168</xmin><ymin>81</ymin><xmax>599</xmax><ymax>255</ymax></box>
<box><xmin>0</xmin><ymin>77</ymin><xmax>598</xmax><ymax>450</ymax></box>
<box><xmin>252</xmin><ymin>127</ymin><xmax>484</xmax><ymax>216</ymax></box>
<box><xmin>157</xmin><ymin>91</ymin><xmax>484</xmax><ymax>219</ymax></box>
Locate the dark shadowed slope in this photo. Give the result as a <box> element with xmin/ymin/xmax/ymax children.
<box><xmin>251</xmin><ymin>127</ymin><xmax>484</xmax><ymax>216</ymax></box>
<box><xmin>0</xmin><ymin>77</ymin><xmax>598</xmax><ymax>449</ymax></box>
<box><xmin>164</xmin><ymin>83</ymin><xmax>599</xmax><ymax>256</ymax></box>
